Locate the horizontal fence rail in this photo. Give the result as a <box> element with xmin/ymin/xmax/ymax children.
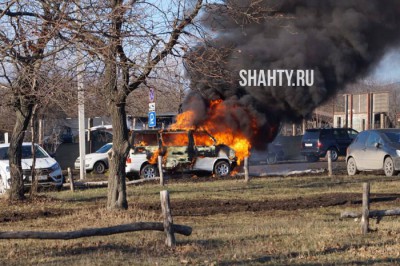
<box><xmin>0</xmin><ymin>222</ymin><xmax>191</xmax><ymax>240</ymax></box>
<box><xmin>0</xmin><ymin>190</ymin><xmax>189</xmax><ymax>247</ymax></box>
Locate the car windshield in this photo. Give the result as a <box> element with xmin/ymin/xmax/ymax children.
<box><xmin>0</xmin><ymin>145</ymin><xmax>48</xmax><ymax>160</ymax></box>
<box><xmin>96</xmin><ymin>143</ymin><xmax>112</xmax><ymax>153</ymax></box>
<box><xmin>384</xmin><ymin>132</ymin><xmax>400</xmax><ymax>143</ymax></box>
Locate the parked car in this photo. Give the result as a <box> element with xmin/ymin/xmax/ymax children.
<box><xmin>0</xmin><ymin>143</ymin><xmax>63</xmax><ymax>195</ymax></box>
<box><xmin>75</xmin><ymin>143</ymin><xmax>112</xmax><ymax>174</ymax></box>
<box><xmin>346</xmin><ymin>129</ymin><xmax>400</xmax><ymax>177</ymax></box>
<box><xmin>249</xmin><ymin>139</ymin><xmax>285</xmax><ymax>164</ymax></box>
<box><xmin>301</xmin><ymin>128</ymin><xmax>358</xmax><ymax>162</ymax></box>
<box><xmin>125</xmin><ymin>129</ymin><xmax>237</xmax><ymax>179</ymax></box>
<box><xmin>265</xmin><ymin>140</ymin><xmax>285</xmax><ymax>164</ymax></box>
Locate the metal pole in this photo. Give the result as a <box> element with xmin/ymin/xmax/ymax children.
<box><xmin>77</xmin><ymin>3</ymin><xmax>85</xmax><ymax>180</ymax></box>
<box><xmin>78</xmin><ymin>62</ymin><xmax>85</xmax><ymax>180</ymax></box>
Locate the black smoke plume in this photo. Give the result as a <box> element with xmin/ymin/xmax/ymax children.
<box><xmin>182</xmin><ymin>0</ymin><xmax>400</xmax><ymax>148</ymax></box>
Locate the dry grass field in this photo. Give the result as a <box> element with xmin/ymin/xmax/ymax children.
<box><xmin>1</xmin><ymin>174</ymin><xmax>400</xmax><ymax>265</ymax></box>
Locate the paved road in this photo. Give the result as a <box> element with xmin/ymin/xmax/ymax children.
<box><xmin>249</xmin><ymin>158</ymin><xmax>347</xmax><ymax>176</ymax></box>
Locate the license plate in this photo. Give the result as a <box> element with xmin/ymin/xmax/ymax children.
<box><xmin>28</xmin><ymin>175</ymin><xmax>48</xmax><ymax>181</ymax></box>
<box><xmin>305</xmin><ymin>143</ymin><xmax>313</xmax><ymax>147</ymax></box>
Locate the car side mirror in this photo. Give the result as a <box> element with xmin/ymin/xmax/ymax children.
<box><xmin>374</xmin><ymin>142</ymin><xmax>381</xmax><ymax>148</ymax></box>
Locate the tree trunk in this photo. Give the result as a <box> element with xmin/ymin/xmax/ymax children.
<box><xmin>107</xmin><ymin>101</ymin><xmax>129</xmax><ymax>210</ymax></box>
<box><xmin>9</xmin><ymin>98</ymin><xmax>34</xmax><ymax>201</ymax></box>
<box><xmin>105</xmin><ymin>0</ymin><xmax>130</xmax><ymax>210</ymax></box>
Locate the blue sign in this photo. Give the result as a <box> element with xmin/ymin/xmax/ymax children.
<box><xmin>148</xmin><ymin>111</ymin><xmax>156</xmax><ymax>127</ymax></box>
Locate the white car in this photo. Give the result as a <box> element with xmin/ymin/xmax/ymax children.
<box><xmin>75</xmin><ymin>143</ymin><xmax>112</xmax><ymax>174</ymax></box>
<box><xmin>0</xmin><ymin>143</ymin><xmax>63</xmax><ymax>195</ymax></box>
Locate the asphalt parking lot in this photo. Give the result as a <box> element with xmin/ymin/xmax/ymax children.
<box><xmin>249</xmin><ymin>158</ymin><xmax>347</xmax><ymax>177</ymax></box>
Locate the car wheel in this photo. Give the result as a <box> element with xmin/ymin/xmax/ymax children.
<box><xmin>306</xmin><ymin>155</ymin><xmax>318</xmax><ymax>162</ymax></box>
<box><xmin>0</xmin><ymin>176</ymin><xmax>6</xmax><ymax>195</ymax></box>
<box><xmin>347</xmin><ymin>157</ymin><xmax>359</xmax><ymax>176</ymax></box>
<box><xmin>214</xmin><ymin>160</ymin><xmax>230</xmax><ymax>177</ymax></box>
<box><xmin>93</xmin><ymin>162</ymin><xmax>106</xmax><ymax>174</ymax></box>
<box><xmin>327</xmin><ymin>148</ymin><xmax>339</xmax><ymax>162</ymax></box>
<box><xmin>384</xmin><ymin>157</ymin><xmax>398</xmax><ymax>177</ymax></box>
<box><xmin>267</xmin><ymin>153</ymin><xmax>277</xmax><ymax>164</ymax></box>
<box><xmin>141</xmin><ymin>164</ymin><xmax>158</xmax><ymax>179</ymax></box>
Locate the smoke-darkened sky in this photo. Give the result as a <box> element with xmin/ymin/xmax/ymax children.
<box><xmin>182</xmin><ymin>0</ymin><xmax>400</xmax><ymax>147</ymax></box>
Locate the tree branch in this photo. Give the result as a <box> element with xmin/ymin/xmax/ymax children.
<box><xmin>127</xmin><ymin>0</ymin><xmax>203</xmax><ymax>92</ymax></box>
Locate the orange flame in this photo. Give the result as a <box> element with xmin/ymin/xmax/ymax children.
<box><xmin>148</xmin><ymin>150</ymin><xmax>160</xmax><ymax>164</ymax></box>
<box><xmin>171</xmin><ymin>99</ymin><xmax>255</xmax><ymax>164</ymax></box>
<box><xmin>170</xmin><ymin>111</ymin><xmax>195</xmax><ymax>130</ymax></box>
<box><xmin>162</xmin><ymin>132</ymin><xmax>189</xmax><ymax>146</ymax></box>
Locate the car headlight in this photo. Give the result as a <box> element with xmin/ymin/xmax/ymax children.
<box><xmin>50</xmin><ymin>163</ymin><xmax>61</xmax><ymax>171</ymax></box>
<box><xmin>397</xmin><ymin>150</ymin><xmax>400</xmax><ymax>157</ymax></box>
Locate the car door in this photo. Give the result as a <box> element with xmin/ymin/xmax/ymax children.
<box><xmin>160</xmin><ymin>131</ymin><xmax>191</xmax><ymax>169</ymax></box>
<box><xmin>363</xmin><ymin>132</ymin><xmax>386</xmax><ymax>170</ymax></box>
<box><xmin>350</xmin><ymin>131</ymin><xmax>369</xmax><ymax>170</ymax></box>
<box><xmin>192</xmin><ymin>131</ymin><xmax>217</xmax><ymax>171</ymax></box>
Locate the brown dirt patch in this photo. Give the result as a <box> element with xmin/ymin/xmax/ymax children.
<box><xmin>0</xmin><ymin>196</ymin><xmax>73</xmax><ymax>223</ymax></box>
<box><xmin>139</xmin><ymin>193</ymin><xmax>400</xmax><ymax>216</ymax></box>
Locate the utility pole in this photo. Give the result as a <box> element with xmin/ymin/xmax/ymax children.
<box><xmin>76</xmin><ymin>2</ymin><xmax>86</xmax><ymax>180</ymax></box>
<box><xmin>78</xmin><ymin>59</ymin><xmax>85</xmax><ymax>180</ymax></box>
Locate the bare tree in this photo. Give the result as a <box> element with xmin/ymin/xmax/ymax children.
<box><xmin>0</xmin><ymin>1</ymin><xmax>70</xmax><ymax>200</ymax></box>
<box><xmin>61</xmin><ymin>0</ymin><xmax>204</xmax><ymax>209</ymax></box>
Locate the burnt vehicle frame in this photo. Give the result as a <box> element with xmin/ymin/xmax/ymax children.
<box><xmin>125</xmin><ymin>129</ymin><xmax>237</xmax><ymax>179</ymax></box>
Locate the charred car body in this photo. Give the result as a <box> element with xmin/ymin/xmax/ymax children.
<box><xmin>125</xmin><ymin>129</ymin><xmax>237</xmax><ymax>179</ymax></box>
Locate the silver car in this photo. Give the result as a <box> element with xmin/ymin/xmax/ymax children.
<box><xmin>346</xmin><ymin>129</ymin><xmax>400</xmax><ymax>177</ymax></box>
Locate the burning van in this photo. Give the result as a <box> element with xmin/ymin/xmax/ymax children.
<box><xmin>125</xmin><ymin>129</ymin><xmax>237</xmax><ymax>179</ymax></box>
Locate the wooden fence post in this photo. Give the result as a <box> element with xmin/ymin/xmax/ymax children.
<box><xmin>67</xmin><ymin>167</ymin><xmax>74</xmax><ymax>192</ymax></box>
<box><xmin>160</xmin><ymin>190</ymin><xmax>175</xmax><ymax>247</ymax></box>
<box><xmin>158</xmin><ymin>155</ymin><xmax>164</xmax><ymax>186</ymax></box>
<box><xmin>244</xmin><ymin>157</ymin><xmax>249</xmax><ymax>183</ymax></box>
<box><xmin>361</xmin><ymin>183</ymin><xmax>370</xmax><ymax>235</ymax></box>
<box><xmin>327</xmin><ymin>150</ymin><xmax>332</xmax><ymax>176</ymax></box>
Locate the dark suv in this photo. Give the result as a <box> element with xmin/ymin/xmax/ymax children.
<box><xmin>301</xmin><ymin>128</ymin><xmax>358</xmax><ymax>162</ymax></box>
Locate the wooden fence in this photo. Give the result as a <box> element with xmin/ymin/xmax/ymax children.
<box><xmin>0</xmin><ymin>190</ymin><xmax>189</xmax><ymax>247</ymax></box>
<box><xmin>340</xmin><ymin>182</ymin><xmax>400</xmax><ymax>235</ymax></box>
